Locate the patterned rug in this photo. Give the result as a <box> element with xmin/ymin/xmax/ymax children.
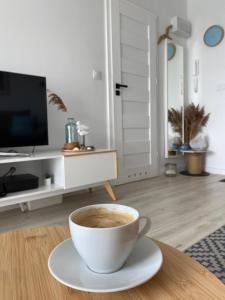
<box><xmin>185</xmin><ymin>225</ymin><xmax>225</xmax><ymax>284</ymax></box>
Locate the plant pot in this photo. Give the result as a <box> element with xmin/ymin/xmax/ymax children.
<box><xmin>186</xmin><ymin>153</ymin><xmax>204</xmax><ymax>175</ymax></box>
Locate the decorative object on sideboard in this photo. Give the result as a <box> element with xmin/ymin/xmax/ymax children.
<box><xmin>204</xmin><ymin>25</ymin><xmax>224</xmax><ymax>47</ymax></box>
<box><xmin>47</xmin><ymin>89</ymin><xmax>68</xmax><ymax>112</ymax></box>
<box><xmin>63</xmin><ymin>146</ymin><xmax>95</xmax><ymax>153</ymax></box>
<box><xmin>63</xmin><ymin>142</ymin><xmax>80</xmax><ymax>150</ymax></box>
<box><xmin>76</xmin><ymin>121</ymin><xmax>90</xmax><ymax>148</ymax></box>
<box><xmin>157</xmin><ymin>25</ymin><xmax>173</xmax><ymax>45</ymax></box>
<box><xmin>65</xmin><ymin>118</ymin><xmax>79</xmax><ymax>144</ymax></box>
<box><xmin>63</xmin><ymin>121</ymin><xmax>95</xmax><ymax>152</ymax></box>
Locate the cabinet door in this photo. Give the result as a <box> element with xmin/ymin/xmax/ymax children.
<box><xmin>64</xmin><ymin>152</ymin><xmax>117</xmax><ymax>189</ymax></box>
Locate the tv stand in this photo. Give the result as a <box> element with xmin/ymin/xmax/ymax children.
<box><xmin>0</xmin><ymin>152</ymin><xmax>30</xmax><ymax>157</ymax></box>
<box><xmin>0</xmin><ymin>149</ymin><xmax>118</xmax><ymax>209</ymax></box>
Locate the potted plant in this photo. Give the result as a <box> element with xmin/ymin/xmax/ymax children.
<box><xmin>168</xmin><ymin>103</ymin><xmax>210</xmax><ymax>174</ymax></box>
<box><xmin>168</xmin><ymin>103</ymin><xmax>210</xmax><ymax>146</ymax></box>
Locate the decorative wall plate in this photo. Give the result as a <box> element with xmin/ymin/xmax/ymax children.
<box><xmin>167</xmin><ymin>43</ymin><xmax>176</xmax><ymax>61</ymax></box>
<box><xmin>204</xmin><ymin>25</ymin><xmax>224</xmax><ymax>47</ymax></box>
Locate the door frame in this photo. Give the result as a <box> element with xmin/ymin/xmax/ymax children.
<box><xmin>104</xmin><ymin>0</ymin><xmax>160</xmax><ymax>181</ymax></box>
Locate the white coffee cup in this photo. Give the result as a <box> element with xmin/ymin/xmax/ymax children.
<box><xmin>69</xmin><ymin>203</ymin><xmax>151</xmax><ymax>274</ymax></box>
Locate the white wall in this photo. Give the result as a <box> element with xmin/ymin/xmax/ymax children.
<box><xmin>187</xmin><ymin>0</ymin><xmax>225</xmax><ymax>174</ymax></box>
<box><xmin>0</xmin><ymin>0</ymin><xmax>107</xmax><ymax>150</ymax></box>
<box><xmin>0</xmin><ymin>0</ymin><xmax>187</xmax><ymax>170</ymax></box>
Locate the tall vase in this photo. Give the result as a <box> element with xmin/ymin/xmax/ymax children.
<box><xmin>65</xmin><ymin>118</ymin><xmax>78</xmax><ymax>144</ymax></box>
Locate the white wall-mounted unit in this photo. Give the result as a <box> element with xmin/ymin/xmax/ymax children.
<box><xmin>171</xmin><ymin>16</ymin><xmax>191</xmax><ymax>38</ymax></box>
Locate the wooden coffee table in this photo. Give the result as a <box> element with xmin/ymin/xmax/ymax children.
<box><xmin>1</xmin><ymin>225</ymin><xmax>225</xmax><ymax>300</ymax></box>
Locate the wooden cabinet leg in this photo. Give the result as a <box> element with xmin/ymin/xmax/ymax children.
<box><xmin>104</xmin><ymin>181</ymin><xmax>117</xmax><ymax>201</ymax></box>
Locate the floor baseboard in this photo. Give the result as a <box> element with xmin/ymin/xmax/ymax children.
<box><xmin>206</xmin><ymin>167</ymin><xmax>225</xmax><ymax>175</ymax></box>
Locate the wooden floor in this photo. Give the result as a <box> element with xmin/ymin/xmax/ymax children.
<box><xmin>1</xmin><ymin>174</ymin><xmax>225</xmax><ymax>251</ymax></box>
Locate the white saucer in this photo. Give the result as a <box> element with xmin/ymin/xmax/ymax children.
<box><xmin>48</xmin><ymin>237</ymin><xmax>163</xmax><ymax>293</ymax></box>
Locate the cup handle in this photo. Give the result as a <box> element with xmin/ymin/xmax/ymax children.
<box><xmin>137</xmin><ymin>216</ymin><xmax>151</xmax><ymax>240</ymax></box>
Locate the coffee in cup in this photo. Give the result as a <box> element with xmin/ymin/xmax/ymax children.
<box><xmin>72</xmin><ymin>207</ymin><xmax>135</xmax><ymax>228</ymax></box>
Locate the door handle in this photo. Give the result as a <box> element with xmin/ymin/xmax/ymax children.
<box><xmin>116</xmin><ymin>83</ymin><xmax>128</xmax><ymax>89</ymax></box>
<box><xmin>115</xmin><ymin>83</ymin><xmax>128</xmax><ymax>96</ymax></box>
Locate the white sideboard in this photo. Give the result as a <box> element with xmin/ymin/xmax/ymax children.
<box><xmin>0</xmin><ymin>150</ymin><xmax>117</xmax><ymax>208</ymax></box>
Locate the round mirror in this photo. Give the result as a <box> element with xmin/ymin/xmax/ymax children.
<box><xmin>204</xmin><ymin>25</ymin><xmax>224</xmax><ymax>47</ymax></box>
<box><xmin>168</xmin><ymin>43</ymin><xmax>176</xmax><ymax>61</ymax></box>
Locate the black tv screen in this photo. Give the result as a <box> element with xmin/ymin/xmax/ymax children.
<box><xmin>0</xmin><ymin>71</ymin><xmax>48</xmax><ymax>148</ymax></box>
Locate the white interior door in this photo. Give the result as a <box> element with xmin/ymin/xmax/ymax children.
<box><xmin>106</xmin><ymin>0</ymin><xmax>159</xmax><ymax>184</ymax></box>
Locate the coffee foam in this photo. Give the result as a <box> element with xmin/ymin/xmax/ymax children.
<box><xmin>72</xmin><ymin>207</ymin><xmax>135</xmax><ymax>228</ymax></box>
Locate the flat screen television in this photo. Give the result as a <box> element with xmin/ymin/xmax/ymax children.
<box><xmin>0</xmin><ymin>71</ymin><xmax>48</xmax><ymax>148</ymax></box>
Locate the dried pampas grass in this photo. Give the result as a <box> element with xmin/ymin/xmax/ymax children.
<box><xmin>168</xmin><ymin>103</ymin><xmax>210</xmax><ymax>145</ymax></box>
<box><xmin>47</xmin><ymin>89</ymin><xmax>67</xmax><ymax>112</ymax></box>
<box><xmin>184</xmin><ymin>103</ymin><xmax>210</xmax><ymax>144</ymax></box>
<box><xmin>168</xmin><ymin>107</ymin><xmax>183</xmax><ymax>138</ymax></box>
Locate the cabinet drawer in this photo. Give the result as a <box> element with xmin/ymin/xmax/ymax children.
<box><xmin>64</xmin><ymin>152</ymin><xmax>117</xmax><ymax>189</ymax></box>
